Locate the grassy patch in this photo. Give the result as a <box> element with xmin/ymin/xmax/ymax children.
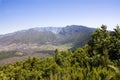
<box><xmin>0</xmin><ymin>51</ymin><xmax>17</xmax><ymax>60</ymax></box>
<box><xmin>36</xmin><ymin>50</ymin><xmax>55</xmax><ymax>55</ymax></box>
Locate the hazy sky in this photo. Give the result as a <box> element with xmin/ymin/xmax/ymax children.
<box><xmin>0</xmin><ymin>0</ymin><xmax>120</xmax><ymax>34</ymax></box>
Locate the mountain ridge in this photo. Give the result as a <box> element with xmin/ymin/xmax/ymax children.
<box><xmin>0</xmin><ymin>25</ymin><xmax>95</xmax><ymax>53</ymax></box>
<box><xmin>0</xmin><ymin>25</ymin><xmax>95</xmax><ymax>45</ymax></box>
<box><xmin>0</xmin><ymin>25</ymin><xmax>95</xmax><ymax>65</ymax></box>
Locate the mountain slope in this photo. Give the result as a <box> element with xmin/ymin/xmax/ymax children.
<box><xmin>0</xmin><ymin>25</ymin><xmax>95</xmax><ymax>64</ymax></box>
<box><xmin>0</xmin><ymin>25</ymin><xmax>95</xmax><ymax>51</ymax></box>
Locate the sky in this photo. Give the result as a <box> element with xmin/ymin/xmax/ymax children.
<box><xmin>0</xmin><ymin>0</ymin><xmax>120</xmax><ymax>34</ymax></box>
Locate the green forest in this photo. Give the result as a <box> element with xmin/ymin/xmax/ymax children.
<box><xmin>0</xmin><ymin>25</ymin><xmax>120</xmax><ymax>80</ymax></box>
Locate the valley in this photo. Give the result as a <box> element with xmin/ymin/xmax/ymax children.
<box><xmin>0</xmin><ymin>25</ymin><xmax>95</xmax><ymax>65</ymax></box>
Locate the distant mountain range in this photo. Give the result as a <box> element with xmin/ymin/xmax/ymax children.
<box><xmin>0</xmin><ymin>25</ymin><xmax>96</xmax><ymax>65</ymax></box>
<box><xmin>0</xmin><ymin>25</ymin><xmax>95</xmax><ymax>52</ymax></box>
<box><xmin>0</xmin><ymin>25</ymin><xmax>95</xmax><ymax>46</ymax></box>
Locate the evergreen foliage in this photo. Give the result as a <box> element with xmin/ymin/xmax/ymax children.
<box><xmin>0</xmin><ymin>25</ymin><xmax>120</xmax><ymax>80</ymax></box>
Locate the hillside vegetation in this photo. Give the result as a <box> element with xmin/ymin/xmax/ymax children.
<box><xmin>0</xmin><ymin>25</ymin><xmax>120</xmax><ymax>80</ymax></box>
